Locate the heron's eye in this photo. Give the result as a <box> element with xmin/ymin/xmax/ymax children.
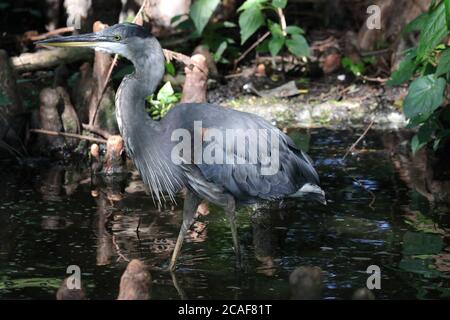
<box><xmin>113</xmin><ymin>35</ymin><xmax>122</xmax><ymax>41</ymax></box>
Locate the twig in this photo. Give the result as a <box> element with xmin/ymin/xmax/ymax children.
<box><xmin>29</xmin><ymin>27</ymin><xmax>75</xmax><ymax>41</ymax></box>
<box><xmin>360</xmin><ymin>75</ymin><xmax>389</xmax><ymax>83</ymax></box>
<box><xmin>82</xmin><ymin>123</ymin><xmax>111</xmax><ymax>139</ymax></box>
<box><xmin>112</xmin><ymin>234</ymin><xmax>130</xmax><ymax>263</ymax></box>
<box><xmin>30</xmin><ymin>128</ymin><xmax>107</xmax><ymax>144</ymax></box>
<box><xmin>233</xmin><ymin>31</ymin><xmax>270</xmax><ymax>70</ymax></box>
<box><xmin>360</xmin><ymin>48</ymin><xmax>390</xmax><ymax>57</ymax></box>
<box><xmin>136</xmin><ymin>216</ymin><xmax>141</xmax><ymax>235</ymax></box>
<box><xmin>343</xmin><ymin>120</ymin><xmax>375</xmax><ymax>161</ymax></box>
<box><xmin>341</xmin><ymin>120</ymin><xmax>376</xmax><ymax>210</ymax></box>
<box><xmin>349</xmin><ymin>173</ymin><xmax>377</xmax><ymax>210</ymax></box>
<box><xmin>276</xmin><ymin>8</ymin><xmax>287</xmax><ymax>36</ymax></box>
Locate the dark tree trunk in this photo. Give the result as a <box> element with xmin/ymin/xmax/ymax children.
<box><xmin>0</xmin><ymin>50</ymin><xmax>26</xmax><ymax>158</ymax></box>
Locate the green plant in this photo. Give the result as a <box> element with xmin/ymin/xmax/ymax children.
<box><xmin>238</xmin><ymin>0</ymin><xmax>309</xmax><ymax>58</ymax></box>
<box><xmin>173</xmin><ymin>0</ymin><xmax>238</xmax><ymax>64</ymax></box>
<box><xmin>388</xmin><ymin>0</ymin><xmax>450</xmax><ymax>153</ymax></box>
<box><xmin>341</xmin><ymin>56</ymin><xmax>376</xmax><ymax>77</ymax></box>
<box><xmin>184</xmin><ymin>0</ymin><xmax>309</xmax><ymax>63</ymax></box>
<box><xmin>146</xmin><ymin>81</ymin><xmax>181</xmax><ymax>120</ymax></box>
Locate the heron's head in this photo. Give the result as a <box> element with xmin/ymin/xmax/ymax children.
<box><xmin>36</xmin><ymin>23</ymin><xmax>155</xmax><ymax>62</ymax></box>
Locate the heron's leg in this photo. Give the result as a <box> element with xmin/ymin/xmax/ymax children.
<box><xmin>224</xmin><ymin>196</ymin><xmax>242</xmax><ymax>269</ymax></box>
<box><xmin>168</xmin><ymin>191</ymin><xmax>201</xmax><ymax>271</ymax></box>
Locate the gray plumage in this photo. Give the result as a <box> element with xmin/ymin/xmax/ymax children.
<box><xmin>37</xmin><ymin>23</ymin><xmax>326</xmax><ymax>270</ymax></box>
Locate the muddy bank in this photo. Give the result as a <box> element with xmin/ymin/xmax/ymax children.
<box><xmin>208</xmin><ymin>76</ymin><xmax>407</xmax><ymax>130</ymax></box>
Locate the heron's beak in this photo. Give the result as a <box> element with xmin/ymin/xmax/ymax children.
<box><xmin>35</xmin><ymin>33</ymin><xmax>105</xmax><ymax>48</ymax></box>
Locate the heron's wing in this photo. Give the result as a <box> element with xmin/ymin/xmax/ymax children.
<box><xmin>178</xmin><ymin>110</ymin><xmax>319</xmax><ymax>203</ymax></box>
<box><xmin>162</xmin><ymin>103</ymin><xmax>321</xmax><ymax>204</ymax></box>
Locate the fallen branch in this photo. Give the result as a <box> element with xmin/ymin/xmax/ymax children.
<box><xmin>30</xmin><ymin>128</ymin><xmax>107</xmax><ymax>144</ymax></box>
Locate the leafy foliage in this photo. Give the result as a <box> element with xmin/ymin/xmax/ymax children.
<box><xmin>388</xmin><ymin>1</ymin><xmax>450</xmax><ymax>153</ymax></box>
<box><xmin>190</xmin><ymin>0</ymin><xmax>221</xmax><ymax>34</ymax></box>
<box><xmin>341</xmin><ymin>56</ymin><xmax>376</xmax><ymax>77</ymax></box>
<box><xmin>181</xmin><ymin>0</ymin><xmax>308</xmax><ymax>64</ymax></box>
<box><xmin>341</xmin><ymin>57</ymin><xmax>365</xmax><ymax>76</ymax></box>
<box><xmin>174</xmin><ymin>4</ymin><xmax>238</xmax><ymax>64</ymax></box>
<box><xmin>238</xmin><ymin>0</ymin><xmax>309</xmax><ymax>58</ymax></box>
<box><xmin>238</xmin><ymin>2</ymin><xmax>266</xmax><ymax>45</ymax></box>
<box><xmin>403</xmin><ymin>75</ymin><xmax>446</xmax><ymax>120</ymax></box>
<box><xmin>146</xmin><ymin>82</ymin><xmax>181</xmax><ymax>120</ymax></box>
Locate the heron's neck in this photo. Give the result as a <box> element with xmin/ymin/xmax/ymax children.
<box><xmin>115</xmin><ymin>38</ymin><xmax>165</xmax><ymax>134</ymax></box>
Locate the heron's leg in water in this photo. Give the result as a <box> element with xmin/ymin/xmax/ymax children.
<box><xmin>169</xmin><ymin>191</ymin><xmax>201</xmax><ymax>271</ymax></box>
<box><xmin>224</xmin><ymin>196</ymin><xmax>242</xmax><ymax>269</ymax></box>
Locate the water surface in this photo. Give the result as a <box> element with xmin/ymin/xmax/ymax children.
<box><xmin>0</xmin><ymin>129</ymin><xmax>449</xmax><ymax>299</ymax></box>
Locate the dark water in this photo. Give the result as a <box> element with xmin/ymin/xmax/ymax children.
<box><xmin>0</xmin><ymin>129</ymin><xmax>449</xmax><ymax>300</ymax></box>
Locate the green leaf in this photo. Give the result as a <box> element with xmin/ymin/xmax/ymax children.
<box><xmin>417</xmin><ymin>3</ymin><xmax>448</xmax><ymax>60</ymax></box>
<box><xmin>272</xmin><ymin>0</ymin><xmax>287</xmax><ymax>8</ymax></box>
<box><xmin>268</xmin><ymin>21</ymin><xmax>283</xmax><ymax>37</ymax></box>
<box><xmin>238</xmin><ymin>0</ymin><xmax>267</xmax><ymax>12</ymax></box>
<box><xmin>411</xmin><ymin>120</ymin><xmax>435</xmax><ymax>153</ymax></box>
<box><xmin>285</xmin><ymin>26</ymin><xmax>304</xmax><ymax>35</ymax></box>
<box><xmin>286</xmin><ymin>34</ymin><xmax>309</xmax><ymax>57</ymax></box>
<box><xmin>435</xmin><ymin>47</ymin><xmax>450</xmax><ymax>76</ymax></box>
<box><xmin>403</xmin><ymin>75</ymin><xmax>446</xmax><ymax>119</ymax></box>
<box><xmin>387</xmin><ymin>49</ymin><xmax>417</xmax><ymax>86</ymax></box>
<box><xmin>190</xmin><ymin>0</ymin><xmax>220</xmax><ymax>34</ymax></box>
<box><xmin>268</xmin><ymin>35</ymin><xmax>285</xmax><ymax>56</ymax></box>
<box><xmin>214</xmin><ymin>41</ymin><xmax>228</xmax><ymax>62</ymax></box>
<box><xmin>445</xmin><ymin>0</ymin><xmax>450</xmax><ymax>30</ymax></box>
<box><xmin>341</xmin><ymin>57</ymin><xmax>365</xmax><ymax>76</ymax></box>
<box><xmin>157</xmin><ymin>81</ymin><xmax>175</xmax><ymax>101</ymax></box>
<box><xmin>406</xmin><ymin>112</ymin><xmax>431</xmax><ymax>128</ymax></box>
<box><xmin>403</xmin><ymin>12</ymin><xmax>429</xmax><ymax>34</ymax></box>
<box><xmin>165</xmin><ymin>62</ymin><xmax>176</xmax><ymax>76</ymax></box>
<box><xmin>239</xmin><ymin>6</ymin><xmax>265</xmax><ymax>44</ymax></box>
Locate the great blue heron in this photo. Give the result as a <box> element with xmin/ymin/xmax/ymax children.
<box><xmin>37</xmin><ymin>23</ymin><xmax>326</xmax><ymax>271</ymax></box>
